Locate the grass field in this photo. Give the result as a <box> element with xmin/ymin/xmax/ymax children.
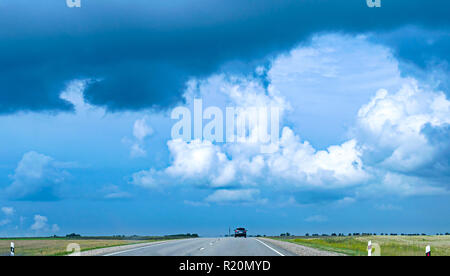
<box><xmin>273</xmin><ymin>235</ymin><xmax>450</xmax><ymax>256</ymax></box>
<box><xmin>0</xmin><ymin>238</ymin><xmax>156</xmax><ymax>256</ymax></box>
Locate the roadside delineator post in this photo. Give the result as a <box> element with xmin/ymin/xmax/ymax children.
<box><xmin>368</xmin><ymin>240</ymin><xmax>372</xmax><ymax>256</ymax></box>
<box><xmin>10</xmin><ymin>242</ymin><xmax>14</xmax><ymax>256</ymax></box>
<box><xmin>426</xmin><ymin>245</ymin><xmax>431</xmax><ymax>256</ymax></box>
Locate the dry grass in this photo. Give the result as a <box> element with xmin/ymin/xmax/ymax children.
<box><xmin>0</xmin><ymin>238</ymin><xmax>152</xmax><ymax>256</ymax></box>
<box><xmin>275</xmin><ymin>235</ymin><xmax>450</xmax><ymax>256</ymax></box>
<box><xmin>356</xmin><ymin>235</ymin><xmax>450</xmax><ymax>256</ymax></box>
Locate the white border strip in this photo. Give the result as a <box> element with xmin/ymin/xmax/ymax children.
<box><xmin>254</xmin><ymin>238</ymin><xmax>285</xmax><ymax>256</ymax></box>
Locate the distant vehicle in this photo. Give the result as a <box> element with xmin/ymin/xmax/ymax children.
<box><xmin>234</xmin><ymin>228</ymin><xmax>247</xmax><ymax>238</ymax></box>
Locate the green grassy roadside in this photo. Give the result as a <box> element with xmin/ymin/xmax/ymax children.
<box><xmin>0</xmin><ymin>238</ymin><xmax>162</xmax><ymax>256</ymax></box>
<box><xmin>271</xmin><ymin>235</ymin><xmax>450</xmax><ymax>256</ymax></box>
<box><xmin>0</xmin><ymin>234</ymin><xmax>198</xmax><ymax>256</ymax></box>
<box><xmin>0</xmin><ymin>238</ymin><xmax>150</xmax><ymax>256</ymax></box>
<box><xmin>272</xmin><ymin>236</ymin><xmax>365</xmax><ymax>255</ymax></box>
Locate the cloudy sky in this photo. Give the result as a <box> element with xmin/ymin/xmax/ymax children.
<box><xmin>0</xmin><ymin>0</ymin><xmax>449</xmax><ymax>237</ymax></box>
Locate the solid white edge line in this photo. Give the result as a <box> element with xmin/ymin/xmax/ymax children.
<box><xmin>254</xmin><ymin>238</ymin><xmax>285</xmax><ymax>256</ymax></box>
<box><xmin>103</xmin><ymin>240</ymin><xmax>174</xmax><ymax>256</ymax></box>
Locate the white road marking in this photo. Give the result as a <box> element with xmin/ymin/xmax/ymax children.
<box><xmin>104</xmin><ymin>238</ymin><xmax>286</xmax><ymax>256</ymax></box>
<box><xmin>254</xmin><ymin>238</ymin><xmax>285</xmax><ymax>256</ymax></box>
<box><xmin>103</xmin><ymin>240</ymin><xmax>173</xmax><ymax>256</ymax></box>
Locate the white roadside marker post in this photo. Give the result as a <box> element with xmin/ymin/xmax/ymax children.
<box><xmin>10</xmin><ymin>242</ymin><xmax>14</xmax><ymax>256</ymax></box>
<box><xmin>368</xmin><ymin>240</ymin><xmax>372</xmax><ymax>256</ymax></box>
<box><xmin>426</xmin><ymin>245</ymin><xmax>431</xmax><ymax>256</ymax></box>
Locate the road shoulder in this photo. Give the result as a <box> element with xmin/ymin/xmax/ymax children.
<box><xmin>257</xmin><ymin>238</ymin><xmax>345</xmax><ymax>256</ymax></box>
<box><xmin>67</xmin><ymin>240</ymin><xmax>179</xmax><ymax>256</ymax></box>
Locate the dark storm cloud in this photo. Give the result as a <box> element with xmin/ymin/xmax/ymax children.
<box><xmin>376</xmin><ymin>28</ymin><xmax>450</xmax><ymax>69</ymax></box>
<box><xmin>372</xmin><ymin>27</ymin><xmax>450</xmax><ymax>95</ymax></box>
<box><xmin>421</xmin><ymin>124</ymin><xmax>450</xmax><ymax>178</ymax></box>
<box><xmin>0</xmin><ymin>0</ymin><xmax>449</xmax><ymax>113</ymax></box>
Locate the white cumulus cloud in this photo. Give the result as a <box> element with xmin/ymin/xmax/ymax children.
<box><xmin>1</xmin><ymin>207</ymin><xmax>14</xmax><ymax>216</ymax></box>
<box><xmin>6</xmin><ymin>151</ymin><xmax>71</xmax><ymax>200</ymax></box>
<box><xmin>130</xmin><ymin>169</ymin><xmax>158</xmax><ymax>189</ymax></box>
<box><xmin>31</xmin><ymin>215</ymin><xmax>48</xmax><ymax>231</ymax></box>
<box><xmin>130</xmin><ymin>34</ymin><xmax>450</xmax><ymax>203</ymax></box>
<box><xmin>357</xmin><ymin>79</ymin><xmax>450</xmax><ymax>173</ymax></box>
<box><xmin>133</xmin><ymin>116</ymin><xmax>153</xmax><ymax>141</ymax></box>
<box><xmin>31</xmin><ymin>215</ymin><xmax>60</xmax><ymax>233</ymax></box>
<box><xmin>205</xmin><ymin>189</ymin><xmax>262</xmax><ymax>203</ymax></box>
<box><xmin>126</xmin><ymin>116</ymin><xmax>154</xmax><ymax>158</ymax></box>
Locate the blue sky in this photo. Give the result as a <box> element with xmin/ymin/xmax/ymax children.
<box><xmin>0</xmin><ymin>1</ymin><xmax>449</xmax><ymax>237</ymax></box>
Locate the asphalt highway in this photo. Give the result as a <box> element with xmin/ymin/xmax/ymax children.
<box><xmin>104</xmin><ymin>237</ymin><xmax>295</xmax><ymax>256</ymax></box>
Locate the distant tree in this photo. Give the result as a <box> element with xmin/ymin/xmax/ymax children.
<box><xmin>305</xmin><ymin>233</ymin><xmax>309</xmax><ymax>237</ymax></box>
<box><xmin>66</xmin><ymin>233</ymin><xmax>81</xmax><ymax>238</ymax></box>
<box><xmin>280</xmin><ymin>233</ymin><xmax>286</xmax><ymax>237</ymax></box>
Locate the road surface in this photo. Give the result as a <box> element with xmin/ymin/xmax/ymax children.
<box><xmin>104</xmin><ymin>238</ymin><xmax>295</xmax><ymax>256</ymax></box>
